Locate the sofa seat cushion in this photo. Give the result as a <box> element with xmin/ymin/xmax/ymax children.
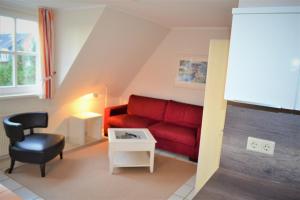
<box><xmin>149</xmin><ymin>122</ymin><xmax>196</xmax><ymax>147</ymax></box>
<box><xmin>108</xmin><ymin>114</ymin><xmax>157</xmax><ymax>128</ymax></box>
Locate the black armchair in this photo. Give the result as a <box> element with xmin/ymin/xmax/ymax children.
<box><xmin>3</xmin><ymin>112</ymin><xmax>65</xmax><ymax>177</ymax></box>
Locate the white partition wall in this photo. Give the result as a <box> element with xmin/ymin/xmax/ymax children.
<box><xmin>195</xmin><ymin>40</ymin><xmax>229</xmax><ymax>190</ymax></box>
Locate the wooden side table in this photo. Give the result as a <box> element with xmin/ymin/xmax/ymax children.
<box><xmin>69</xmin><ymin>112</ymin><xmax>102</xmax><ymax>145</ymax></box>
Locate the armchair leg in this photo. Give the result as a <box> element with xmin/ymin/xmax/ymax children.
<box><xmin>60</xmin><ymin>152</ymin><xmax>63</xmax><ymax>160</ymax></box>
<box><xmin>8</xmin><ymin>158</ymin><xmax>15</xmax><ymax>174</ymax></box>
<box><xmin>40</xmin><ymin>163</ymin><xmax>46</xmax><ymax>177</ymax></box>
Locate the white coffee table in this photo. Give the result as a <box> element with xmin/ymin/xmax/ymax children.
<box><xmin>108</xmin><ymin>128</ymin><xmax>157</xmax><ymax>174</ymax></box>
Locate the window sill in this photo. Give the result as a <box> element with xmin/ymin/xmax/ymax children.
<box><xmin>0</xmin><ymin>93</ymin><xmax>40</xmax><ymax>100</ymax></box>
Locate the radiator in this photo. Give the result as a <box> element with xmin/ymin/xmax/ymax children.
<box><xmin>0</xmin><ymin>115</ymin><xmax>9</xmax><ymax>157</ymax></box>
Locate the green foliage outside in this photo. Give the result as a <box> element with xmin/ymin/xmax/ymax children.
<box><xmin>0</xmin><ymin>57</ymin><xmax>13</xmax><ymax>86</ymax></box>
<box><xmin>0</xmin><ymin>54</ymin><xmax>36</xmax><ymax>86</ymax></box>
<box><xmin>17</xmin><ymin>55</ymin><xmax>36</xmax><ymax>85</ymax></box>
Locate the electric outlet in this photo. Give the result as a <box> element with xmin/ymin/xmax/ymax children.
<box><xmin>260</xmin><ymin>140</ymin><xmax>275</xmax><ymax>155</ymax></box>
<box><xmin>246</xmin><ymin>137</ymin><xmax>260</xmax><ymax>151</ymax></box>
<box><xmin>246</xmin><ymin>137</ymin><xmax>275</xmax><ymax>155</ymax></box>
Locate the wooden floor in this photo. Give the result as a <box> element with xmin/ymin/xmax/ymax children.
<box><xmin>194</xmin><ymin>168</ymin><xmax>300</xmax><ymax>200</ymax></box>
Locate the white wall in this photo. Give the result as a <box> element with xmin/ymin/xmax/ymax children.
<box><xmin>55</xmin><ymin>7</ymin><xmax>169</xmax><ymax>105</ymax></box>
<box><xmin>239</xmin><ymin>0</ymin><xmax>300</xmax><ymax>7</ymax></box>
<box><xmin>121</xmin><ymin>27</ymin><xmax>230</xmax><ymax>106</ymax></box>
<box><xmin>54</xmin><ymin>6</ymin><xmax>105</xmax><ymax>87</ymax></box>
<box><xmin>0</xmin><ymin>97</ymin><xmax>48</xmax><ymax>117</ymax></box>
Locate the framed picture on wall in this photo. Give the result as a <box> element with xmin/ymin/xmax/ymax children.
<box><xmin>175</xmin><ymin>55</ymin><xmax>208</xmax><ymax>89</ymax></box>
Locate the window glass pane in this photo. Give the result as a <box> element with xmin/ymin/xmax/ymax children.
<box><xmin>0</xmin><ymin>53</ymin><xmax>13</xmax><ymax>86</ymax></box>
<box><xmin>17</xmin><ymin>55</ymin><xmax>36</xmax><ymax>85</ymax></box>
<box><xmin>0</xmin><ymin>16</ymin><xmax>14</xmax><ymax>52</ymax></box>
<box><xmin>16</xmin><ymin>19</ymin><xmax>38</xmax><ymax>52</ymax></box>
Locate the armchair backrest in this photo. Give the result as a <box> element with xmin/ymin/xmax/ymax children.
<box><xmin>3</xmin><ymin>112</ymin><xmax>48</xmax><ymax>143</ymax></box>
<box><xmin>3</xmin><ymin>117</ymin><xmax>24</xmax><ymax>143</ymax></box>
<box><xmin>9</xmin><ymin>112</ymin><xmax>48</xmax><ymax>129</ymax></box>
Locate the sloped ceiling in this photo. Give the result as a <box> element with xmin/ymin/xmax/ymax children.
<box><xmin>0</xmin><ymin>0</ymin><xmax>238</xmax><ymax>27</ymax></box>
<box><xmin>95</xmin><ymin>0</ymin><xmax>238</xmax><ymax>27</ymax></box>
<box><xmin>54</xmin><ymin>7</ymin><xmax>169</xmax><ymax>104</ymax></box>
<box><xmin>54</xmin><ymin>6</ymin><xmax>105</xmax><ymax>87</ymax></box>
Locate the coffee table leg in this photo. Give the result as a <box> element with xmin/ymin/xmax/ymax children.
<box><xmin>109</xmin><ymin>149</ymin><xmax>114</xmax><ymax>174</ymax></box>
<box><xmin>149</xmin><ymin>150</ymin><xmax>154</xmax><ymax>173</ymax></box>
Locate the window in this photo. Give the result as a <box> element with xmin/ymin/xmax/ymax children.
<box><xmin>0</xmin><ymin>15</ymin><xmax>40</xmax><ymax>96</ymax></box>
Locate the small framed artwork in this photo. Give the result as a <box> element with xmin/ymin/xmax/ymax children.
<box><xmin>175</xmin><ymin>56</ymin><xmax>208</xmax><ymax>89</ymax></box>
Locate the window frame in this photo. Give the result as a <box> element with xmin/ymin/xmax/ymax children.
<box><xmin>0</xmin><ymin>13</ymin><xmax>41</xmax><ymax>97</ymax></box>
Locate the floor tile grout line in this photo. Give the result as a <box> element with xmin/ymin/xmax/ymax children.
<box><xmin>169</xmin><ymin>173</ymin><xmax>196</xmax><ymax>199</ymax></box>
<box><xmin>13</xmin><ymin>186</ymin><xmax>39</xmax><ymax>200</ymax></box>
<box><xmin>0</xmin><ymin>177</ymin><xmax>9</xmax><ymax>181</ymax></box>
<box><xmin>175</xmin><ymin>193</ymin><xmax>186</xmax><ymax>198</ymax></box>
<box><xmin>168</xmin><ymin>193</ymin><xmax>186</xmax><ymax>200</ymax></box>
<box><xmin>12</xmin><ymin>185</ymin><xmax>25</xmax><ymax>191</ymax></box>
<box><xmin>183</xmin><ymin>190</ymin><xmax>193</xmax><ymax>200</ymax></box>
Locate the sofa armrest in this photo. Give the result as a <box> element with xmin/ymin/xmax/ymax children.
<box><xmin>189</xmin><ymin>127</ymin><xmax>202</xmax><ymax>161</ymax></box>
<box><xmin>104</xmin><ymin>104</ymin><xmax>128</xmax><ymax>135</ymax></box>
<box><xmin>106</xmin><ymin>104</ymin><xmax>128</xmax><ymax>116</ymax></box>
<box><xmin>196</xmin><ymin>127</ymin><xmax>202</xmax><ymax>146</ymax></box>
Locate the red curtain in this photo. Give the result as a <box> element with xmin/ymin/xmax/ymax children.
<box><xmin>38</xmin><ymin>8</ymin><xmax>54</xmax><ymax>99</ymax></box>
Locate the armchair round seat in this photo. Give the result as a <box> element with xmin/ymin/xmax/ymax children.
<box><xmin>3</xmin><ymin>112</ymin><xmax>65</xmax><ymax>177</ymax></box>
<box><xmin>10</xmin><ymin>133</ymin><xmax>65</xmax><ymax>164</ymax></box>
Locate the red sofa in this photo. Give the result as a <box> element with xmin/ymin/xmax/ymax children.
<box><xmin>104</xmin><ymin>95</ymin><xmax>203</xmax><ymax>161</ymax></box>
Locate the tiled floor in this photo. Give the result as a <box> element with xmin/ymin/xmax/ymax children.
<box><xmin>167</xmin><ymin>175</ymin><xmax>198</xmax><ymax>200</ymax></box>
<box><xmin>0</xmin><ymin>140</ymin><xmax>197</xmax><ymax>200</ymax></box>
<box><xmin>154</xmin><ymin>149</ymin><xmax>197</xmax><ymax>200</ymax></box>
<box><xmin>0</xmin><ymin>170</ymin><xmax>42</xmax><ymax>200</ymax></box>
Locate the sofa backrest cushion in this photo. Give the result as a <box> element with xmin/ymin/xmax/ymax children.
<box><xmin>127</xmin><ymin>95</ymin><xmax>168</xmax><ymax>121</ymax></box>
<box><xmin>164</xmin><ymin>100</ymin><xmax>203</xmax><ymax>128</ymax></box>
